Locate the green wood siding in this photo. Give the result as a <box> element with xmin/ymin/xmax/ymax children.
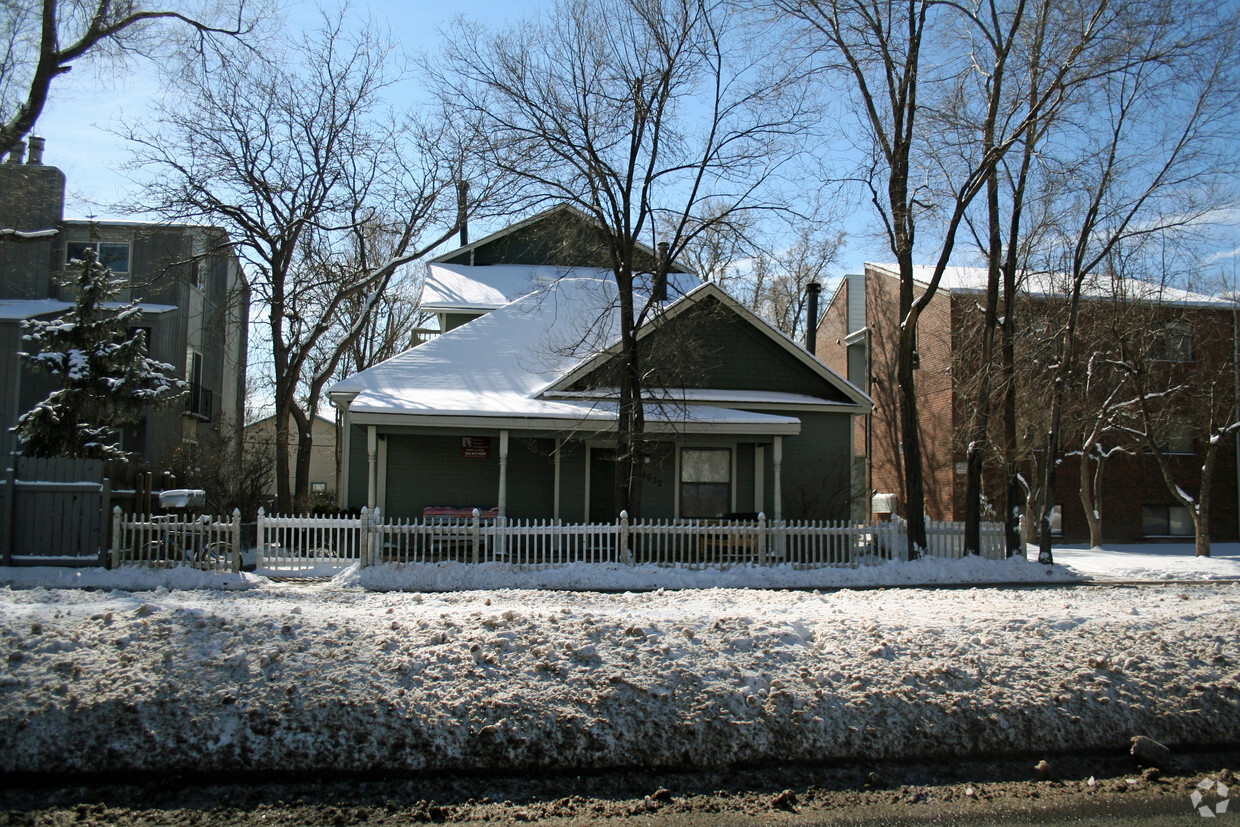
<box><xmin>438</xmin><ymin>210</ymin><xmax>681</xmax><ymax>272</ymax></box>
<box><xmin>568</xmin><ymin>295</ymin><xmax>854</xmax><ymax>403</ymax></box>
<box><xmin>775</xmin><ymin>410</ymin><xmax>854</xmax><ymax>521</ymax></box>
<box><xmin>556</xmin><ymin>440</ymin><xmax>587</xmax><ymax>522</ymax></box>
<box><xmin>442</xmin><ymin>312</ymin><xmax>482</xmax><ymax>332</ymax></box>
<box><xmin>381</xmin><ymin>433</ymin><xmax>557</xmax><ymax>520</ymax></box>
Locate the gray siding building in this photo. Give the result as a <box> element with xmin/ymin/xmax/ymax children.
<box><xmin>0</xmin><ymin>138</ymin><xmax>248</xmax><ymax>468</ymax></box>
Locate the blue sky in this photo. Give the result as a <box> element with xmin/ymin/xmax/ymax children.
<box><xmin>27</xmin><ymin>0</ymin><xmax>1237</xmax><ymax>288</ymax></box>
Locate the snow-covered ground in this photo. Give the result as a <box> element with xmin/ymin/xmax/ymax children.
<box><xmin>2</xmin><ymin>539</ymin><xmax>1237</xmax><ymax>593</ymax></box>
<box><xmin>1</xmin><ymin>542</ymin><xmax>1238</xmax><ymax>775</ymax></box>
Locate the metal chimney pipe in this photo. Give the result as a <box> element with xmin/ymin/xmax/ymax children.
<box><xmin>25</xmin><ymin>136</ymin><xmax>44</xmax><ymax>165</ymax></box>
<box><xmin>653</xmin><ymin>241</ymin><xmax>669</xmax><ymax>301</ymax></box>
<box><xmin>456</xmin><ymin>180</ymin><xmax>469</xmax><ymax>247</ymax></box>
<box><xmin>806</xmin><ymin>281</ymin><xmax>822</xmax><ymax>354</ymax></box>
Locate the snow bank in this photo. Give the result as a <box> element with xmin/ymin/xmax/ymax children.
<box><xmin>343</xmin><ymin>555</ymin><xmax>1079</xmax><ymax>591</ymax></box>
<box><xmin>2</xmin><ymin>580</ymin><xmax>1238</xmax><ymax>774</ymax></box>
<box><xmin>0</xmin><ymin>564</ymin><xmax>263</xmax><ymax>592</ymax></box>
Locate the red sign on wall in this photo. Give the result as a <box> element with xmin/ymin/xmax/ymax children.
<box><xmin>461</xmin><ymin>436</ymin><xmax>491</xmax><ymax>458</ymax></box>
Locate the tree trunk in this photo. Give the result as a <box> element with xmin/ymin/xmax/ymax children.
<box><xmin>897</xmin><ymin>319</ymin><xmax>926</xmax><ymax>559</ymax></box>
<box><xmin>1079</xmin><ymin>451</ymin><xmax>1104</xmax><ymax>548</ymax></box>
<box><xmin>614</xmin><ymin>271</ymin><xmax>644</xmax><ymax>521</ymax></box>
<box><xmin>964</xmin><ymin>168</ymin><xmax>1004</xmax><ymax>556</ymax></box>
<box><xmin>289</xmin><ymin>403</ymin><xmax>314</xmax><ymax>512</ymax></box>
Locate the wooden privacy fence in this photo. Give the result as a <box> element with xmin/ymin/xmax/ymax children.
<box><xmin>1</xmin><ymin>458</ymin><xmax>111</xmax><ymax>566</ymax></box>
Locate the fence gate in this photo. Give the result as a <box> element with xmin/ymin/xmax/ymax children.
<box><xmin>2</xmin><ymin>458</ymin><xmax>111</xmax><ymax>566</ymax></box>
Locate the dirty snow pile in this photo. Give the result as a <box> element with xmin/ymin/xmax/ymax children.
<box><xmin>1</xmin><ymin>576</ymin><xmax>1238</xmax><ymax>775</ymax></box>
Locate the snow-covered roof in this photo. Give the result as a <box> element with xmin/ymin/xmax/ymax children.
<box><xmin>867</xmin><ymin>262</ymin><xmax>1232</xmax><ymax>308</ymax></box>
<box><xmin>421</xmin><ymin>262</ymin><xmax>703</xmax><ymax>313</ymax></box>
<box><xmin>0</xmin><ymin>299</ymin><xmax>177</xmax><ymax>321</ymax></box>
<box><xmin>332</xmin><ymin>274</ymin><xmax>862</xmax><ymax>433</ymax></box>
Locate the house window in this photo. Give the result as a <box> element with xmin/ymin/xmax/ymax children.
<box><xmin>1142</xmin><ymin>504</ymin><xmax>1193</xmax><ymax>537</ymax></box>
<box><xmin>680</xmin><ymin>448</ymin><xmax>731</xmax><ymax>519</ymax></box>
<box><xmin>66</xmin><ymin>241</ymin><xmax>131</xmax><ymax>274</ymax></box>
<box><xmin>1155</xmin><ymin>322</ymin><xmax>1193</xmax><ymax>362</ymax></box>
<box><xmin>189</xmin><ymin>260</ymin><xmax>203</xmax><ymax>290</ymax></box>
<box><xmin>311</xmin><ymin>482</ymin><xmax>327</xmax><ymax>494</ymax></box>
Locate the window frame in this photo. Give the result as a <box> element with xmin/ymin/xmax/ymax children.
<box><xmin>66</xmin><ymin>240</ymin><xmax>131</xmax><ymax>274</ymax></box>
<box><xmin>678</xmin><ymin>447</ymin><xmax>733</xmax><ymax>519</ymax></box>
<box><xmin>1142</xmin><ymin>504</ymin><xmax>1194</xmax><ymax>537</ymax></box>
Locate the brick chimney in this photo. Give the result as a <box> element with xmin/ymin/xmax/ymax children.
<box><xmin>6</xmin><ymin>141</ymin><xmax>24</xmax><ymax>164</ymax></box>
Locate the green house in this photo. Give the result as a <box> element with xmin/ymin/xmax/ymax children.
<box><xmin>328</xmin><ymin>207</ymin><xmax>872</xmax><ymax>523</ymax></box>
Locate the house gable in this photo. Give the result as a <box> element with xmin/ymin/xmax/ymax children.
<box><xmin>554</xmin><ymin>288</ymin><xmax>865</xmax><ymax>406</ymax></box>
<box><xmin>433</xmin><ymin>204</ymin><xmax>690</xmax><ymax>273</ymax></box>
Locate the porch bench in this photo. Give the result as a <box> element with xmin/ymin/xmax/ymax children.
<box><xmin>696</xmin><ymin>515</ymin><xmax>766</xmax><ymax>563</ymax></box>
<box><xmin>393</xmin><ymin>507</ymin><xmax>502</xmax><ymax>561</ymax></box>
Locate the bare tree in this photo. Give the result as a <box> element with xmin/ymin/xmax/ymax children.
<box><xmin>123</xmin><ymin>9</ymin><xmax>497</xmax><ymax>512</ymax></box>
<box><xmin>1103</xmin><ymin>268</ymin><xmax>1240</xmax><ymax>557</ymax></box>
<box><xmin>430</xmin><ymin>0</ymin><xmax>811</xmax><ymax>518</ymax></box>
<box><xmin>0</xmin><ymin>0</ymin><xmax>252</xmax><ymax>155</ymax></box>
<box><xmin>680</xmin><ymin>206</ymin><xmax>843</xmax><ymax>339</ymax></box>
<box><xmin>775</xmin><ymin>0</ymin><xmax>1108</xmax><ymax>557</ymax></box>
<box><xmin>1024</xmin><ymin>7</ymin><xmax>1240</xmax><ymax>564</ymax></box>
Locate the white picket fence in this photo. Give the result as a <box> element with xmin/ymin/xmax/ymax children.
<box><xmin>110</xmin><ymin>508</ymin><xmax>1007</xmax><ymax>573</ymax></box>
<box><xmin>244</xmin><ymin>509</ymin><xmax>1006</xmax><ymax>571</ymax></box>
<box><xmin>111</xmin><ymin>507</ymin><xmax>243</xmax><ymax>572</ymax></box>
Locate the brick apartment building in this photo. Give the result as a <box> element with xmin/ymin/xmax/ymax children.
<box><xmin>817</xmin><ymin>262</ymin><xmax>1239</xmax><ymax>543</ymax></box>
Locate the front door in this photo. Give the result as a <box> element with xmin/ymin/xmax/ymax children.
<box><xmin>588</xmin><ymin>448</ymin><xmax>616</xmax><ymax>522</ymax></box>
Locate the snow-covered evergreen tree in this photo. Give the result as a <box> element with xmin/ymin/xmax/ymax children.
<box><xmin>14</xmin><ymin>248</ymin><xmax>186</xmax><ymax>459</ymax></box>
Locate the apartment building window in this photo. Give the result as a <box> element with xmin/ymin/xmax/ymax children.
<box><xmin>1142</xmin><ymin>504</ymin><xmax>1193</xmax><ymax>537</ymax></box>
<box><xmin>680</xmin><ymin>448</ymin><xmax>731</xmax><ymax>519</ymax></box>
<box><xmin>185</xmin><ymin>350</ymin><xmax>213</xmax><ymax>421</ymax></box>
<box><xmin>1155</xmin><ymin>322</ymin><xmax>1193</xmax><ymax>362</ymax></box>
<box><xmin>66</xmin><ymin>241</ymin><xmax>130</xmax><ymax>274</ymax></box>
<box><xmin>1162</xmin><ymin>416</ymin><xmax>1195</xmax><ymax>454</ymax></box>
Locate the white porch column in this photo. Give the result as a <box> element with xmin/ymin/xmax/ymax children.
<box><xmin>366</xmin><ymin>426</ymin><xmax>378</xmax><ymax>508</ymax></box>
<box><xmin>498</xmin><ymin>430</ymin><xmax>510</xmax><ymax>517</ymax></box>
<box><xmin>553</xmin><ymin>438</ymin><xmax>562</xmax><ymax>521</ymax></box>
<box><xmin>773</xmin><ymin>436</ymin><xmax>783</xmax><ymax>522</ymax></box>
<box><xmin>377</xmin><ymin>435</ymin><xmax>388</xmax><ymax>514</ymax></box>
<box><xmin>338</xmin><ymin>406</ymin><xmax>351</xmax><ymax>508</ymax></box>
<box><xmin>754</xmin><ymin>445</ymin><xmax>765</xmax><ymax>514</ymax></box>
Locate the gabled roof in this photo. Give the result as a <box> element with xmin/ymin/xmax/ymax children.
<box><xmin>330</xmin><ymin>274</ymin><xmax>869</xmax><ymax>433</ymax></box>
<box><xmin>547</xmin><ymin>281</ymin><xmax>873</xmax><ymax>411</ymax></box>
<box><xmin>421</xmin><ymin>263</ymin><xmax>700</xmax><ymax>314</ymax></box>
<box><xmin>867</xmin><ymin>262</ymin><xmax>1231</xmax><ymax>309</ymax></box>
<box><xmin>429</xmin><ymin>203</ymin><xmax>692</xmax><ymax>271</ymax></box>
